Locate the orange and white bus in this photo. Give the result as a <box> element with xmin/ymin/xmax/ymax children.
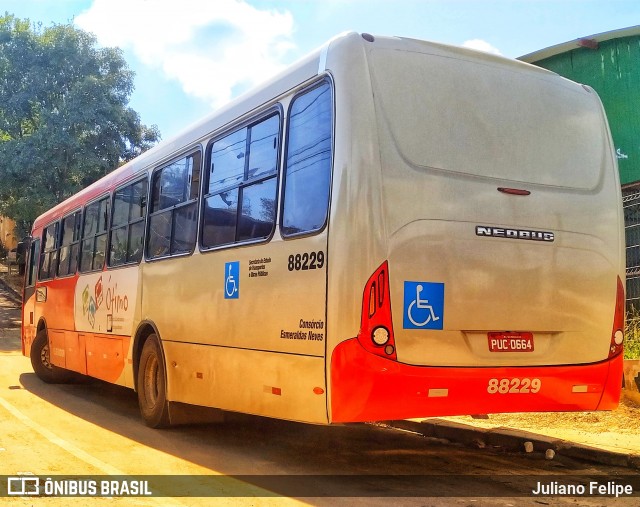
<box><xmin>22</xmin><ymin>32</ymin><xmax>625</xmax><ymax>428</ymax></box>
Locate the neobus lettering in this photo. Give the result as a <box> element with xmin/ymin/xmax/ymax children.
<box><xmin>476</xmin><ymin>226</ymin><xmax>554</xmax><ymax>242</ymax></box>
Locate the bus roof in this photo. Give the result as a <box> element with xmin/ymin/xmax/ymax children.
<box><xmin>33</xmin><ymin>31</ymin><xmax>556</xmax><ymax>231</ymax></box>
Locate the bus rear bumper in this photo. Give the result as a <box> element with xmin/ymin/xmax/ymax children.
<box><xmin>330</xmin><ymin>338</ymin><xmax>623</xmax><ymax>423</ymax></box>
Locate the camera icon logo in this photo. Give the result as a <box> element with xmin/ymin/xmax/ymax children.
<box><xmin>7</xmin><ymin>476</ymin><xmax>40</xmax><ymax>496</ymax></box>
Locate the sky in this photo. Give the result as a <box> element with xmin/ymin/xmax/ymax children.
<box><xmin>4</xmin><ymin>0</ymin><xmax>640</xmax><ymax>140</ymax></box>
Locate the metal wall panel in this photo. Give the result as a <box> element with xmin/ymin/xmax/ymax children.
<box><xmin>534</xmin><ymin>36</ymin><xmax>640</xmax><ymax>186</ymax></box>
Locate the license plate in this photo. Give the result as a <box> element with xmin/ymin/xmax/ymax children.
<box><xmin>488</xmin><ymin>332</ymin><xmax>534</xmax><ymax>352</ymax></box>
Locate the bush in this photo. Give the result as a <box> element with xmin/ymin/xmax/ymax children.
<box><xmin>625</xmin><ymin>307</ymin><xmax>640</xmax><ymax>359</ymax></box>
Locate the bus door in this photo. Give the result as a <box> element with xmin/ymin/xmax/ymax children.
<box><xmin>274</xmin><ymin>79</ymin><xmax>334</xmax><ymax>356</ymax></box>
<box><xmin>205</xmin><ymin>79</ymin><xmax>333</xmax><ymax>363</ymax></box>
<box><xmin>195</xmin><ymin>79</ymin><xmax>333</xmax><ymax>361</ymax></box>
<box><xmin>231</xmin><ymin>78</ymin><xmax>334</xmax><ymax>422</ymax></box>
<box><xmin>22</xmin><ymin>237</ymin><xmax>39</xmax><ymax>353</ymax></box>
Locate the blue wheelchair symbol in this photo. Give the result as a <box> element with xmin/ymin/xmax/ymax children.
<box><xmin>403</xmin><ymin>281</ymin><xmax>444</xmax><ymax>330</ymax></box>
<box><xmin>225</xmin><ymin>261</ymin><xmax>240</xmax><ymax>299</ymax></box>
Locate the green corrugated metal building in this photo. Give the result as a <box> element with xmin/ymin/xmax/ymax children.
<box><xmin>520</xmin><ymin>27</ymin><xmax>640</xmax><ymax>311</ymax></box>
<box><xmin>520</xmin><ymin>26</ymin><xmax>640</xmax><ymax>185</ymax></box>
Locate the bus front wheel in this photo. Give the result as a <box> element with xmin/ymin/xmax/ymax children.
<box><xmin>30</xmin><ymin>329</ymin><xmax>72</xmax><ymax>383</ymax></box>
<box><xmin>137</xmin><ymin>334</ymin><xmax>170</xmax><ymax>428</ymax></box>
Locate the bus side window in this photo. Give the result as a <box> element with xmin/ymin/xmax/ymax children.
<box><xmin>57</xmin><ymin>210</ymin><xmax>82</xmax><ymax>277</ymax></box>
<box><xmin>26</xmin><ymin>238</ymin><xmax>40</xmax><ymax>287</ymax></box>
<box><xmin>201</xmin><ymin>113</ymin><xmax>279</xmax><ymax>249</ymax></box>
<box><xmin>80</xmin><ymin>196</ymin><xmax>110</xmax><ymax>272</ymax></box>
<box><xmin>39</xmin><ymin>222</ymin><xmax>59</xmax><ymax>280</ymax></box>
<box><xmin>147</xmin><ymin>151</ymin><xmax>201</xmax><ymax>259</ymax></box>
<box><xmin>281</xmin><ymin>81</ymin><xmax>333</xmax><ymax>237</ymax></box>
<box><xmin>109</xmin><ymin>177</ymin><xmax>148</xmax><ymax>266</ymax></box>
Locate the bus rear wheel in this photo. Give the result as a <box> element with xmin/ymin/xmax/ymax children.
<box><xmin>137</xmin><ymin>334</ymin><xmax>170</xmax><ymax>428</ymax></box>
<box><xmin>30</xmin><ymin>329</ymin><xmax>72</xmax><ymax>383</ymax></box>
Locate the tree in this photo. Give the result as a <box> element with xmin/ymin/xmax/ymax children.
<box><xmin>0</xmin><ymin>14</ymin><xmax>160</xmax><ymax>236</ymax></box>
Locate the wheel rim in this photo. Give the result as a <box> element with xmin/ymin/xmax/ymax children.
<box><xmin>40</xmin><ymin>343</ymin><xmax>52</xmax><ymax>370</ymax></box>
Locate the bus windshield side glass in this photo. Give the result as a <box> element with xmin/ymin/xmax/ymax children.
<box><xmin>147</xmin><ymin>151</ymin><xmax>201</xmax><ymax>259</ymax></box>
<box><xmin>202</xmin><ymin>113</ymin><xmax>280</xmax><ymax>249</ymax></box>
<box><xmin>281</xmin><ymin>80</ymin><xmax>333</xmax><ymax>237</ymax></box>
<box><xmin>80</xmin><ymin>197</ymin><xmax>110</xmax><ymax>273</ymax></box>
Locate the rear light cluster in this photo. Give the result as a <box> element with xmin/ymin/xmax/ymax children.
<box><xmin>609</xmin><ymin>276</ymin><xmax>625</xmax><ymax>358</ymax></box>
<box><xmin>357</xmin><ymin>261</ymin><xmax>397</xmax><ymax>360</ymax></box>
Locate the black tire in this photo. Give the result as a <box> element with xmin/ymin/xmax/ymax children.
<box><xmin>30</xmin><ymin>329</ymin><xmax>73</xmax><ymax>384</ymax></box>
<box><xmin>137</xmin><ymin>334</ymin><xmax>170</xmax><ymax>428</ymax></box>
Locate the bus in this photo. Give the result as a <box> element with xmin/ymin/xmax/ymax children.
<box><xmin>21</xmin><ymin>32</ymin><xmax>625</xmax><ymax>428</ymax></box>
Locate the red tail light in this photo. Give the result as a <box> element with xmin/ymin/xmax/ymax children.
<box><xmin>357</xmin><ymin>261</ymin><xmax>397</xmax><ymax>360</ymax></box>
<box><xmin>609</xmin><ymin>276</ymin><xmax>624</xmax><ymax>358</ymax></box>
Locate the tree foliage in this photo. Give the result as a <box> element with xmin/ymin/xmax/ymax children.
<box><xmin>0</xmin><ymin>14</ymin><xmax>160</xmax><ymax>236</ymax></box>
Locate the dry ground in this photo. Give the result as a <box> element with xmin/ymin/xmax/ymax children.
<box><xmin>437</xmin><ymin>393</ymin><xmax>640</xmax><ymax>455</ymax></box>
<box><xmin>0</xmin><ymin>266</ymin><xmax>23</xmax><ymax>294</ymax></box>
<box><xmin>442</xmin><ymin>394</ymin><xmax>640</xmax><ymax>435</ymax></box>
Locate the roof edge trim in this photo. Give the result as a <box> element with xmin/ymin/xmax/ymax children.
<box><xmin>519</xmin><ymin>25</ymin><xmax>640</xmax><ymax>63</ymax></box>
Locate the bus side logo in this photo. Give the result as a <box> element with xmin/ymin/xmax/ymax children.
<box><xmin>403</xmin><ymin>281</ymin><xmax>444</xmax><ymax>330</ymax></box>
<box><xmin>225</xmin><ymin>261</ymin><xmax>240</xmax><ymax>299</ymax></box>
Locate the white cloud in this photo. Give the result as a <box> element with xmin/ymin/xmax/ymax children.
<box><xmin>75</xmin><ymin>0</ymin><xmax>295</xmax><ymax>108</ymax></box>
<box><xmin>462</xmin><ymin>39</ymin><xmax>502</xmax><ymax>56</ymax></box>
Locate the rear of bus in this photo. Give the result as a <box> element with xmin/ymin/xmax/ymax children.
<box><xmin>330</xmin><ymin>36</ymin><xmax>624</xmax><ymax>422</ymax></box>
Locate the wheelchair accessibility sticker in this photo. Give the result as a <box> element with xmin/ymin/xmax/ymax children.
<box><xmin>225</xmin><ymin>261</ymin><xmax>240</xmax><ymax>299</ymax></box>
<box><xmin>403</xmin><ymin>281</ymin><xmax>444</xmax><ymax>330</ymax></box>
